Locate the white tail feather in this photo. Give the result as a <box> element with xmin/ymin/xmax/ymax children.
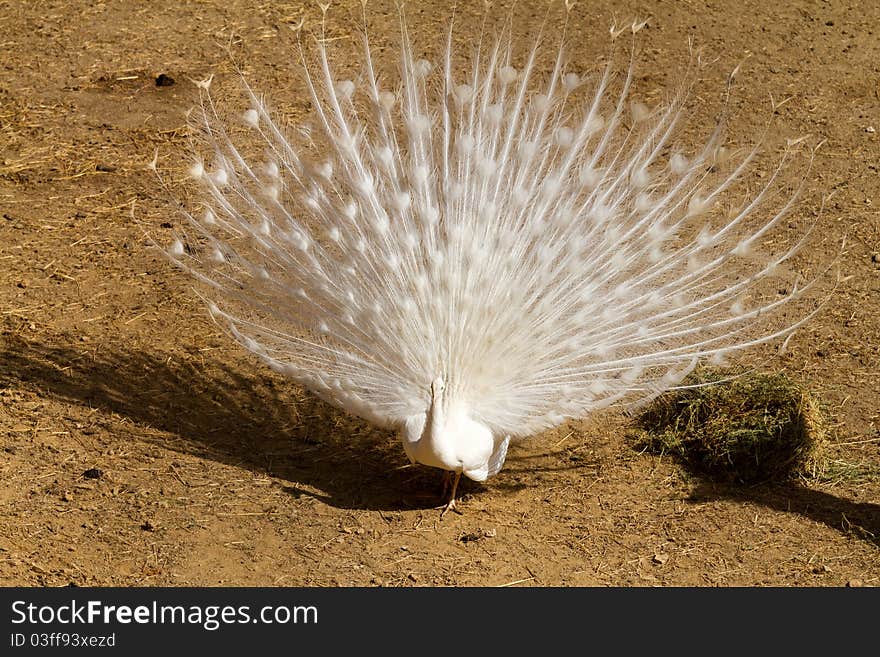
<box><xmin>163</xmin><ymin>7</ymin><xmax>827</xmax><ymax>478</ymax></box>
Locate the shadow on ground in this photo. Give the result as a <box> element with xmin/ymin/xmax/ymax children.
<box><xmin>5</xmin><ymin>331</ymin><xmax>874</xmax><ymax>545</ymax></box>
<box><xmin>0</xmin><ymin>332</ymin><xmax>577</xmax><ymax>511</ymax></box>
<box><xmin>688</xmin><ymin>481</ymin><xmax>880</xmax><ymax>548</ymax></box>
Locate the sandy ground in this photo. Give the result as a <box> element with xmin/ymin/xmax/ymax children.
<box><xmin>1</xmin><ymin>0</ymin><xmax>878</xmax><ymax>586</ymax></box>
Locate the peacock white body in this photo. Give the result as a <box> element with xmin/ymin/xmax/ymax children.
<box><xmin>165</xmin><ymin>7</ymin><xmax>823</xmax><ymax>511</ymax></box>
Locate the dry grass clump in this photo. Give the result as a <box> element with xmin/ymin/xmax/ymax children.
<box><xmin>634</xmin><ymin>368</ymin><xmax>826</xmax><ymax>483</ymax></box>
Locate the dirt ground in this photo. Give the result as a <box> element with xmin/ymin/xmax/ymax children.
<box><xmin>1</xmin><ymin>0</ymin><xmax>878</xmax><ymax>587</ymax></box>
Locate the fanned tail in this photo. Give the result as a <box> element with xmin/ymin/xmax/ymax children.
<box><xmin>162</xmin><ymin>6</ymin><xmax>830</xmax><ymax>440</ymax></box>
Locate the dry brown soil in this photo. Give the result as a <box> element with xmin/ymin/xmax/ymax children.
<box><xmin>1</xmin><ymin>0</ymin><xmax>878</xmax><ymax>586</ymax></box>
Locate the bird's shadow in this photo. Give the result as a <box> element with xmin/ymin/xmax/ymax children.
<box><xmin>0</xmin><ymin>332</ymin><xmax>558</xmax><ymax>511</ymax></box>
<box><xmin>4</xmin><ymin>332</ymin><xmax>876</xmax><ymax>543</ymax></box>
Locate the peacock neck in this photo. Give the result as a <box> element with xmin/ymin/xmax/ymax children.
<box><xmin>429</xmin><ymin>376</ymin><xmax>447</xmax><ymax>440</ymax></box>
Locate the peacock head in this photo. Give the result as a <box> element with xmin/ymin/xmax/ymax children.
<box><xmin>399</xmin><ymin>377</ymin><xmax>509</xmax><ymax>482</ymax></box>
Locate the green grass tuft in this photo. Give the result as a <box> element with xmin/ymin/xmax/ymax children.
<box><xmin>633</xmin><ymin>368</ymin><xmax>826</xmax><ymax>484</ymax></box>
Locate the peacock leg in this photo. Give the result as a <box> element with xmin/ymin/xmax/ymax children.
<box><xmin>439</xmin><ymin>471</ymin><xmax>462</xmax><ymax>518</ymax></box>
<box><xmin>440</xmin><ymin>470</ymin><xmax>452</xmax><ymax>497</ymax></box>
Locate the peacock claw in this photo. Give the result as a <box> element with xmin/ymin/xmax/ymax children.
<box><xmin>438</xmin><ymin>471</ymin><xmax>463</xmax><ymax>518</ymax></box>
<box><xmin>439</xmin><ymin>498</ymin><xmax>462</xmax><ymax>518</ymax></box>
